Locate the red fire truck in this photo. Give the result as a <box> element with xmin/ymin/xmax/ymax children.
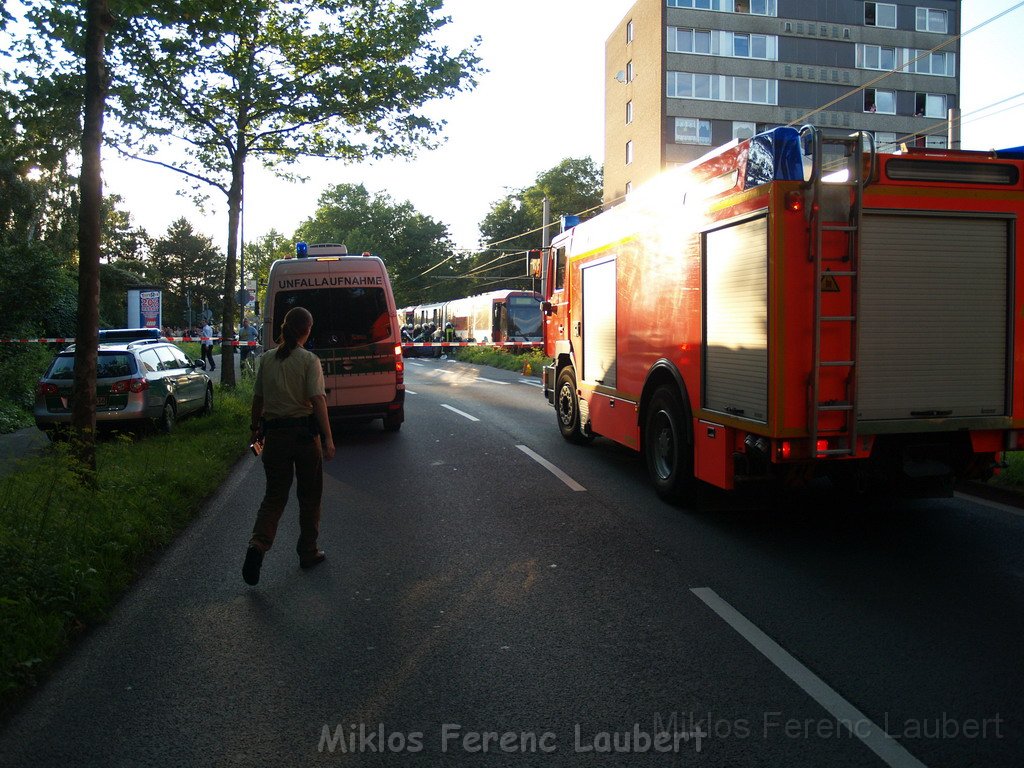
<box><xmin>541</xmin><ymin>126</ymin><xmax>1024</xmax><ymax>502</ymax></box>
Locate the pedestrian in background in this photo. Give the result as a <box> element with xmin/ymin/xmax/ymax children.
<box><xmin>242</xmin><ymin>306</ymin><xmax>336</xmax><ymax>586</ymax></box>
<box><xmin>239</xmin><ymin>317</ymin><xmax>259</xmax><ymax>367</ymax></box>
<box><xmin>200</xmin><ymin>319</ymin><xmax>216</xmax><ymax>370</ymax></box>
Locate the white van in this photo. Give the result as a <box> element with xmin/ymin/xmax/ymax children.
<box><xmin>261</xmin><ymin>243</ymin><xmax>405</xmax><ymax>431</ymax></box>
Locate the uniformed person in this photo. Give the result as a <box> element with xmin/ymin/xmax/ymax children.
<box><xmin>242</xmin><ymin>306</ymin><xmax>336</xmax><ymax>586</ymax></box>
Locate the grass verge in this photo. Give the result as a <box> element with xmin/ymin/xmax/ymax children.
<box><xmin>451</xmin><ymin>346</ymin><xmax>551</xmax><ymax>375</ymax></box>
<box><xmin>0</xmin><ymin>378</ymin><xmax>253</xmax><ymax>715</ymax></box>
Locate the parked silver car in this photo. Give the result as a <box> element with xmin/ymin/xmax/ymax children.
<box><xmin>34</xmin><ymin>330</ymin><xmax>213</xmax><ymax>439</ymax></box>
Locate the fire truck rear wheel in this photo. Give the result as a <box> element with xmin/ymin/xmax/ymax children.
<box><xmin>556</xmin><ymin>367</ymin><xmax>592</xmax><ymax>445</ymax></box>
<box><xmin>644</xmin><ymin>386</ymin><xmax>694</xmax><ymax>504</ymax></box>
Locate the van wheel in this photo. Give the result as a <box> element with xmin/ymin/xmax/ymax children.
<box><xmin>158</xmin><ymin>400</ymin><xmax>176</xmax><ymax>434</ymax></box>
<box><xmin>383</xmin><ymin>409</ymin><xmax>403</xmax><ymax>432</ymax></box>
<box><xmin>556</xmin><ymin>367</ymin><xmax>592</xmax><ymax>444</ymax></box>
<box><xmin>644</xmin><ymin>386</ymin><xmax>693</xmax><ymax>504</ymax></box>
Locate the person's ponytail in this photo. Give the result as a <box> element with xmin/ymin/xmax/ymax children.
<box><xmin>275</xmin><ymin>306</ymin><xmax>313</xmax><ymax>360</ymax></box>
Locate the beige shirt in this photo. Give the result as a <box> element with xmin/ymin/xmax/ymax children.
<box><xmin>254</xmin><ymin>345</ymin><xmax>326</xmax><ymax>420</ymax></box>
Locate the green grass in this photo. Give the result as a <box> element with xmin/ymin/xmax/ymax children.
<box><xmin>451</xmin><ymin>345</ymin><xmax>551</xmax><ymax>375</ymax></box>
<box><xmin>0</xmin><ymin>379</ymin><xmax>253</xmax><ymax>713</ymax></box>
<box><xmin>991</xmin><ymin>451</ymin><xmax>1024</xmax><ymax>489</ymax></box>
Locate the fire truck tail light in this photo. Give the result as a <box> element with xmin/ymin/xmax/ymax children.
<box><xmin>816</xmin><ymin>439</ymin><xmax>830</xmax><ymax>454</ymax></box>
<box><xmin>778</xmin><ymin>440</ymin><xmax>792</xmax><ymax>460</ymax></box>
<box><xmin>785</xmin><ymin>191</ymin><xmax>804</xmax><ymax>212</ymax></box>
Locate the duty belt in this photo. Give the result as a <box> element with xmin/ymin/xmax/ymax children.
<box><xmin>263</xmin><ymin>416</ymin><xmax>313</xmax><ymax>430</ymax></box>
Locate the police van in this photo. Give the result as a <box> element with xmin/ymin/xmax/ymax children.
<box><xmin>261</xmin><ymin>243</ymin><xmax>405</xmax><ymax>431</ymax></box>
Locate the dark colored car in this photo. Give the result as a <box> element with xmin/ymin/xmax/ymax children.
<box><xmin>34</xmin><ymin>331</ymin><xmax>213</xmax><ymax>439</ymax></box>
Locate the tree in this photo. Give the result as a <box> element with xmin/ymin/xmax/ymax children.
<box><xmin>473</xmin><ymin>157</ymin><xmax>603</xmax><ymax>292</ymax></box>
<box><xmin>110</xmin><ymin>0</ymin><xmax>482</xmax><ymax>384</ymax></box>
<box><xmin>148</xmin><ymin>218</ymin><xmax>225</xmax><ymax>329</ymax></box>
<box><xmin>295</xmin><ymin>183</ymin><xmax>456</xmax><ymax>308</ymax></box>
<box><xmin>68</xmin><ymin>0</ymin><xmax>114</xmax><ymax>478</ymax></box>
<box><xmin>243</xmin><ymin>228</ymin><xmax>291</xmax><ymax>317</ymax></box>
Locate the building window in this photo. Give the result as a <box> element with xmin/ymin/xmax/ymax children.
<box><xmin>856</xmin><ymin>44</ymin><xmax>896</xmax><ymax>70</ymax></box>
<box><xmin>626</xmin><ymin>140</ymin><xmax>634</xmax><ymax>165</ymax></box>
<box><xmin>667</xmin><ymin>71</ymin><xmax>778</xmax><ymax>105</ymax></box>
<box><xmin>667</xmin><ymin>0</ymin><xmax>776</xmax><ymax>12</ymax></box>
<box><xmin>865</xmin><ymin>2</ymin><xmax>897</xmax><ymax>28</ymax></box>
<box><xmin>626</xmin><ymin>100</ymin><xmax>633</xmax><ymax>125</ymax></box>
<box><xmin>916</xmin><ymin>7</ymin><xmax>947</xmax><ymax>33</ymax></box>
<box><xmin>864</xmin><ymin>88</ymin><xmax>895</xmax><ymax>114</ymax></box>
<box><xmin>873</xmin><ymin>131</ymin><xmax>898</xmax><ymax>152</ymax></box>
<box><xmin>626</xmin><ymin>20</ymin><xmax>634</xmax><ymax>43</ymax></box>
<box><xmin>626</xmin><ymin>60</ymin><xmax>634</xmax><ymax>83</ymax></box>
<box><xmin>925</xmin><ymin>135</ymin><xmax>947</xmax><ymax>148</ymax></box>
<box><xmin>911</xmin><ymin>49</ymin><xmax>956</xmax><ymax>76</ymax></box>
<box><xmin>625</xmin><ymin>181</ymin><xmax>633</xmax><ymax>196</ymax></box>
<box><xmin>916</xmin><ymin>92</ymin><xmax>948</xmax><ymax>117</ymax></box>
<box><xmin>675</xmin><ymin>117</ymin><xmax>712</xmax><ymax>145</ymax></box>
<box><xmin>733</xmin><ymin>121</ymin><xmax>756</xmax><ymax>141</ymax></box>
<box><xmin>668</xmin><ymin>27</ymin><xmax>712</xmax><ymax>54</ymax></box>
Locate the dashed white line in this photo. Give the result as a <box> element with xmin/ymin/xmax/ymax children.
<box><xmin>404</xmin><ymin>390</ymin><xmax>418</xmax><ymax>396</ymax></box>
<box><xmin>440</xmin><ymin>404</ymin><xmax>479</xmax><ymax>422</ymax></box>
<box><xmin>690</xmin><ymin>587</ymin><xmax>927</xmax><ymax>768</ymax></box>
<box><xmin>517</xmin><ymin>379</ymin><xmax>543</xmax><ymax>388</ymax></box>
<box><xmin>476</xmin><ymin>377</ymin><xmax>508</xmax><ymax>385</ymax></box>
<box><xmin>516</xmin><ymin>445</ymin><xmax>586</xmax><ymax>492</ymax></box>
<box><xmin>953</xmin><ymin>491</ymin><xmax>1024</xmax><ymax>519</ymax></box>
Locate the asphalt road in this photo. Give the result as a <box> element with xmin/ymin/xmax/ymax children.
<box><xmin>1</xmin><ymin>357</ymin><xmax>1022</xmax><ymax>767</ymax></box>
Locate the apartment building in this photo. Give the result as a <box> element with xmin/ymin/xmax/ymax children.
<box><xmin>604</xmin><ymin>0</ymin><xmax>961</xmax><ymax>204</ymax></box>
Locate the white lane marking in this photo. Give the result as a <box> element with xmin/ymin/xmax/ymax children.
<box><xmin>407</xmin><ymin>361</ymin><xmax>426</xmax><ymax>367</ymax></box>
<box><xmin>476</xmin><ymin>377</ymin><xmax>508</xmax><ymax>385</ymax></box>
<box><xmin>517</xmin><ymin>379</ymin><xmax>543</xmax><ymax>388</ymax></box>
<box><xmin>405</xmin><ymin>390</ymin><xmax>418</xmax><ymax>396</ymax></box>
<box><xmin>953</xmin><ymin>491</ymin><xmax>1024</xmax><ymax>519</ymax></box>
<box><xmin>440</xmin><ymin>404</ymin><xmax>479</xmax><ymax>422</ymax></box>
<box><xmin>516</xmin><ymin>445</ymin><xmax>586</xmax><ymax>492</ymax></box>
<box><xmin>690</xmin><ymin>588</ymin><xmax>927</xmax><ymax>768</ymax></box>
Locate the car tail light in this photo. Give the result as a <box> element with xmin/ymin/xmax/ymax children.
<box><xmin>37</xmin><ymin>382</ymin><xmax>59</xmax><ymax>396</ymax></box>
<box><xmin>110</xmin><ymin>378</ymin><xmax>149</xmax><ymax>394</ymax></box>
<box><xmin>394</xmin><ymin>344</ymin><xmax>405</xmax><ymax>386</ymax></box>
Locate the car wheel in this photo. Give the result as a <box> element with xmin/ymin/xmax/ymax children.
<box><xmin>556</xmin><ymin>367</ymin><xmax>593</xmax><ymax>444</ymax></box>
<box><xmin>158</xmin><ymin>400</ymin><xmax>176</xmax><ymax>434</ymax></box>
<box><xmin>200</xmin><ymin>386</ymin><xmax>213</xmax><ymax>416</ymax></box>
<box><xmin>643</xmin><ymin>385</ymin><xmax>694</xmax><ymax>504</ymax></box>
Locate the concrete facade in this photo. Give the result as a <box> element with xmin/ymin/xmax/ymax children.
<box><xmin>604</xmin><ymin>0</ymin><xmax>961</xmax><ymax>204</ymax></box>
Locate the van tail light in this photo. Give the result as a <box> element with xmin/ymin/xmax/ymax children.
<box><xmin>394</xmin><ymin>344</ymin><xmax>405</xmax><ymax>385</ymax></box>
<box><xmin>37</xmin><ymin>382</ymin><xmax>59</xmax><ymax>396</ymax></box>
<box><xmin>110</xmin><ymin>378</ymin><xmax>149</xmax><ymax>395</ymax></box>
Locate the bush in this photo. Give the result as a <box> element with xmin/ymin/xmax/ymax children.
<box><xmin>453</xmin><ymin>346</ymin><xmax>551</xmax><ymax>374</ymax></box>
<box><xmin>0</xmin><ymin>344</ymin><xmax>57</xmax><ymax>434</ymax></box>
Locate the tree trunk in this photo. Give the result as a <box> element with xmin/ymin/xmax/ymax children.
<box><xmin>219</xmin><ymin>148</ymin><xmax>245</xmax><ymax>387</ymax></box>
<box><xmin>71</xmin><ymin>0</ymin><xmax>113</xmax><ymax>481</ymax></box>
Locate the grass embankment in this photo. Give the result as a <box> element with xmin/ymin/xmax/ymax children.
<box><xmin>452</xmin><ymin>345</ymin><xmax>551</xmax><ymax>376</ymax></box>
<box><xmin>0</xmin><ymin>378</ymin><xmax>253</xmax><ymax>715</ymax></box>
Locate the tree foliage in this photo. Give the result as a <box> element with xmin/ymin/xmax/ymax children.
<box><xmin>471</xmin><ymin>157</ymin><xmax>604</xmax><ymax>293</ymax></box>
<box><xmin>294</xmin><ymin>183</ymin><xmax>457</xmax><ymax>308</ymax></box>
<box><xmin>148</xmin><ymin>218</ymin><xmax>225</xmax><ymax>328</ymax></box>
<box><xmin>106</xmin><ymin>0</ymin><xmax>482</xmax><ymax>384</ymax></box>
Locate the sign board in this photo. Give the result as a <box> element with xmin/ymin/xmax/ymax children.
<box><xmin>127</xmin><ymin>287</ymin><xmax>162</xmax><ymax>329</ymax></box>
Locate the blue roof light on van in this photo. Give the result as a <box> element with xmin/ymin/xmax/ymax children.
<box><xmin>296</xmin><ymin>241</ymin><xmax>308</xmax><ymax>258</ymax></box>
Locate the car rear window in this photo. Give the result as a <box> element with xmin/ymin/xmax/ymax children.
<box><xmin>47</xmin><ymin>352</ymin><xmax>138</xmax><ymax>380</ymax></box>
<box><xmin>273</xmin><ymin>287</ymin><xmax>391</xmax><ymax>348</ymax></box>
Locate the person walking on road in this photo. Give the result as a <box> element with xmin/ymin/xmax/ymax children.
<box><xmin>239</xmin><ymin>317</ymin><xmax>259</xmax><ymax>369</ymax></box>
<box><xmin>242</xmin><ymin>306</ymin><xmax>336</xmax><ymax>586</ymax></box>
<box><xmin>200</xmin><ymin>320</ymin><xmax>216</xmax><ymax>370</ymax></box>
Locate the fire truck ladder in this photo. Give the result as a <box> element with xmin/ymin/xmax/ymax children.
<box><xmin>801</xmin><ymin>126</ymin><xmax>876</xmax><ymax>458</ymax></box>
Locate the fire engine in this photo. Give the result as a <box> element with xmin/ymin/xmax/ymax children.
<box><xmin>540</xmin><ymin>126</ymin><xmax>1024</xmax><ymax>501</ymax></box>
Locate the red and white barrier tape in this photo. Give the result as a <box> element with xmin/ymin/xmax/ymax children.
<box><xmin>0</xmin><ymin>337</ymin><xmax>540</xmax><ymax>348</ymax></box>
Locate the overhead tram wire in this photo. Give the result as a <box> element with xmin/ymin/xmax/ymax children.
<box><xmin>788</xmin><ymin>0</ymin><xmax>1024</xmax><ymax>129</ymax></box>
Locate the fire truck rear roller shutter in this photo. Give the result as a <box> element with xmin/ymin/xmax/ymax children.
<box><xmin>704</xmin><ymin>217</ymin><xmax>769</xmax><ymax>423</ymax></box>
<box><xmin>858</xmin><ymin>214</ymin><xmax>1009</xmax><ymax>422</ymax></box>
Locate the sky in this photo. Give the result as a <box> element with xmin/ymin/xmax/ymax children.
<box><xmin>100</xmin><ymin>0</ymin><xmax>1024</xmax><ymax>256</ymax></box>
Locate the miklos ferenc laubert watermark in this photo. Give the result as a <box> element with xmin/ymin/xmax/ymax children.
<box><xmin>319</xmin><ymin>722</ymin><xmax>705</xmax><ymax>755</ymax></box>
<box><xmin>318</xmin><ymin>712</ymin><xmax>1004</xmax><ymax>756</ymax></box>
